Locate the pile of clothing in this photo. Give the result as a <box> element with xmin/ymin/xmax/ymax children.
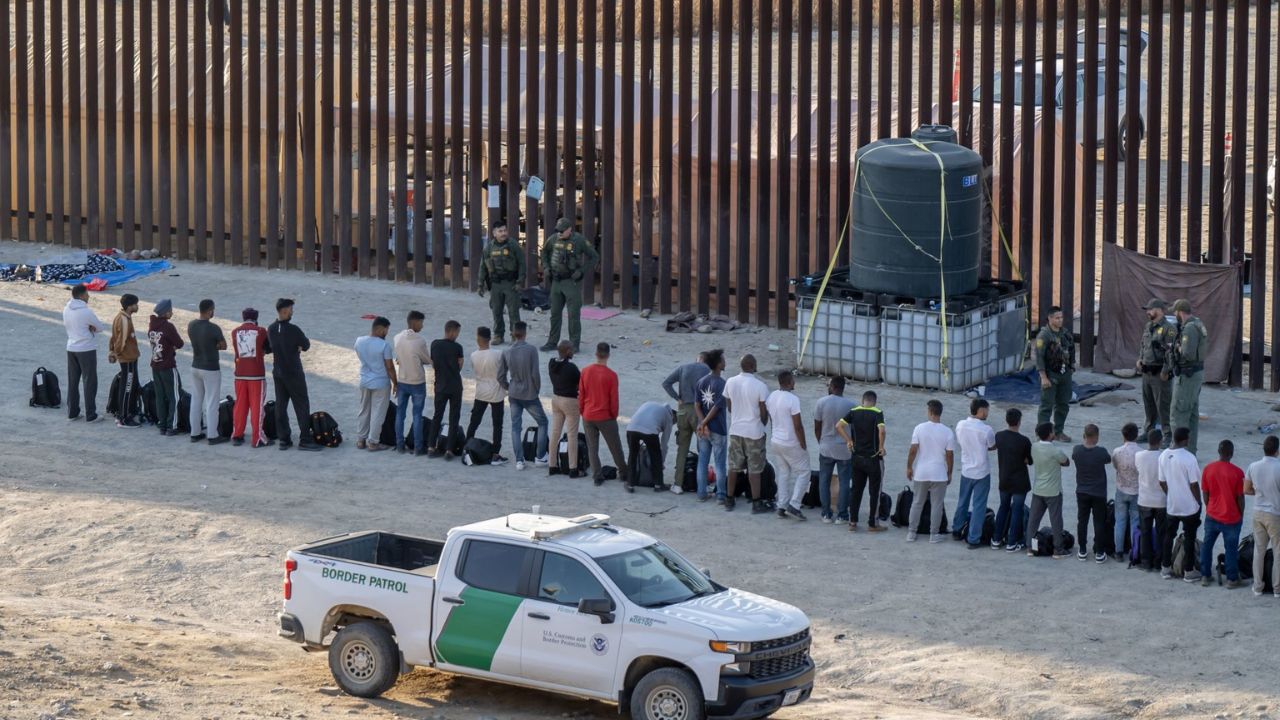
<box><xmin>664</xmin><ymin>312</ymin><xmax>742</xmax><ymax>334</ymax></box>
<box><xmin>0</xmin><ymin>253</ymin><xmax>122</xmax><ymax>283</ymax></box>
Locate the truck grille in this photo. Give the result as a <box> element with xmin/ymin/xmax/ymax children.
<box><xmin>749</xmin><ymin>629</ymin><xmax>811</xmax><ymax>679</ymax></box>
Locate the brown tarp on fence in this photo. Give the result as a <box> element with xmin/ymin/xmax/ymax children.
<box><xmin>1095</xmin><ymin>242</ymin><xmax>1239</xmax><ymax>383</ymax></box>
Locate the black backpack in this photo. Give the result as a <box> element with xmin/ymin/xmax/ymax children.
<box><xmin>435</xmin><ymin>423</ymin><xmax>466</xmax><ymax>455</ymax></box>
<box><xmin>462</xmin><ymin>437</ymin><xmax>496</xmax><ymax>466</ymax></box>
<box><xmin>801</xmin><ymin>470</ymin><xmax>823</xmax><ymax>509</ymax></box>
<box><xmin>891</xmin><ymin>486</ymin><xmax>914</xmax><ymax>528</ymax></box>
<box><xmin>380</xmin><ymin>401</ymin><xmax>400</xmax><ymax>447</ymax></box>
<box><xmin>217</xmin><ymin>395</ymin><xmax>235</xmax><ymax>439</ymax></box>
<box><xmin>959</xmin><ymin>508</ymin><xmax>997</xmax><ymax>544</ymax></box>
<box><xmin>731</xmin><ymin>464</ymin><xmax>778</xmax><ymax>504</ymax></box>
<box><xmin>877</xmin><ymin>491</ymin><xmax>893</xmax><ymax>522</ymax></box>
<box><xmin>263</xmin><ymin>400</ymin><xmax>278</xmax><ymax>440</ymax></box>
<box><xmin>521</xmin><ymin>286</ymin><xmax>551</xmax><ymax>311</ymax></box>
<box><xmin>310</xmin><ymin>411</ymin><xmax>342</xmax><ymax>448</ymax></box>
<box><xmin>107</xmin><ymin>368</ymin><xmax>143</xmax><ymax>420</ymax></box>
<box><xmin>679</xmin><ymin>453</ymin><xmax>700</xmax><ymax>493</ymax></box>
<box><xmin>522</xmin><ymin>426</ymin><xmax>539</xmax><ymax>462</ymax></box>
<box><xmin>1031</xmin><ymin>528</ymin><xmax>1076</xmax><ymax>556</ymax></box>
<box><xmin>140</xmin><ymin>381</ymin><xmax>160</xmax><ymax>425</ymax></box>
<box><xmin>1218</xmin><ymin>535</ymin><xmax>1274</xmax><ymax>591</ymax></box>
<box><xmin>175</xmin><ymin>375</ymin><xmax>192</xmax><ymax>435</ymax></box>
<box><xmin>557</xmin><ymin>432</ymin><xmax>590</xmax><ymax>471</ymax></box>
<box><xmin>30</xmin><ymin>367</ymin><xmax>62</xmax><ymax>408</ymax></box>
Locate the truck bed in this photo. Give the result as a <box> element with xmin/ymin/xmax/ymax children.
<box><xmin>300</xmin><ymin>531</ymin><xmax>444</xmax><ymax>575</ymax></box>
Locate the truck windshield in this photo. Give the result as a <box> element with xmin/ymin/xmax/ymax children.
<box><xmin>596</xmin><ymin>543</ymin><xmax>717</xmax><ymax>608</ymax></box>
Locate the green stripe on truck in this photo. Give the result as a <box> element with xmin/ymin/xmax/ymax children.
<box><xmin>433</xmin><ymin>586</ymin><xmax>522</xmax><ymax>671</ymax></box>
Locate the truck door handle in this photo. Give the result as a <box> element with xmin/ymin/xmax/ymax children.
<box><xmin>527</xmin><ymin>612</ymin><xmax>551</xmax><ymax>620</ymax></box>
<box><xmin>442</xmin><ymin>597</ymin><xmax>465</xmax><ymax>606</ymax></box>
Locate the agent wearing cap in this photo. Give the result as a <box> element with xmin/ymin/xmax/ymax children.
<box><xmin>476</xmin><ymin>219</ymin><xmax>525</xmax><ymax>346</ymax></box>
<box><xmin>1034</xmin><ymin>305</ymin><xmax>1075</xmax><ymax>443</ymax></box>
<box><xmin>231</xmin><ymin>307</ymin><xmax>273</xmax><ymax>448</ymax></box>
<box><xmin>147</xmin><ymin>298</ymin><xmax>185</xmax><ymax>436</ymax></box>
<box><xmin>1136</xmin><ymin>298</ymin><xmax>1175</xmax><ymax>446</ymax></box>
<box><xmin>1166</xmin><ymin>299</ymin><xmax>1207</xmax><ymax>454</ymax></box>
<box><xmin>539</xmin><ymin>216</ymin><xmax>598</xmax><ymax>353</ymax></box>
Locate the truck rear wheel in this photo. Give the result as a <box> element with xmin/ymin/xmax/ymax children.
<box><xmin>630</xmin><ymin>667</ymin><xmax>706</xmax><ymax>720</ymax></box>
<box><xmin>327</xmin><ymin>621</ymin><xmax>399</xmax><ymax>698</ymax></box>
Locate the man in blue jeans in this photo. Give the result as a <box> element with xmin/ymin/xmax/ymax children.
<box><xmin>693</xmin><ymin>349</ymin><xmax>729</xmax><ymax>502</ymax></box>
<box><xmin>813</xmin><ymin>377</ymin><xmax>855</xmax><ymax>523</ymax></box>
<box><xmin>1199</xmin><ymin>439</ymin><xmax>1246</xmax><ymax>588</ymax></box>
<box><xmin>953</xmin><ymin>398</ymin><xmax>996</xmax><ymax>548</ymax></box>
<box><xmin>498</xmin><ymin>321</ymin><xmax>549</xmax><ymax>470</ymax></box>
<box><xmin>392</xmin><ymin>310</ymin><xmax>431</xmax><ymax>454</ymax></box>
<box><xmin>1111</xmin><ymin>423</ymin><xmax>1143</xmax><ymax>560</ymax></box>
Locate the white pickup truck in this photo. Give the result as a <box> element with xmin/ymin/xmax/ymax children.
<box><xmin>279</xmin><ymin>513</ymin><xmax>814</xmax><ymax>720</ymax></box>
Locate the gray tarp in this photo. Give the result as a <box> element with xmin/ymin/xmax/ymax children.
<box><xmin>1094</xmin><ymin>243</ymin><xmax>1240</xmax><ymax>383</ymax></box>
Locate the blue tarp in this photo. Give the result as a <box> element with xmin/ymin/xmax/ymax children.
<box><xmin>58</xmin><ymin>258</ymin><xmax>172</xmax><ymax>287</ymax></box>
<box><xmin>972</xmin><ymin>369</ymin><xmax>1124</xmax><ymax>405</ymax></box>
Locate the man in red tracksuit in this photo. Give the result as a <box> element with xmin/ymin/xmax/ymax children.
<box><xmin>231</xmin><ymin>307</ymin><xmax>273</xmax><ymax>448</ymax></box>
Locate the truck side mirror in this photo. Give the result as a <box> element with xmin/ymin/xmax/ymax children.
<box><xmin>577</xmin><ymin>597</ymin><xmax>615</xmax><ymax>624</ymax></box>
<box><xmin>700</xmin><ymin>567</ymin><xmax>712</xmax><ymax>580</ymax></box>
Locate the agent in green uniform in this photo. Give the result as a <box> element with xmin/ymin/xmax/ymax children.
<box><xmin>539</xmin><ymin>217</ymin><xmax>598</xmax><ymax>353</ymax></box>
<box><xmin>477</xmin><ymin>220</ymin><xmax>525</xmax><ymax>346</ymax></box>
<box><xmin>1035</xmin><ymin>305</ymin><xmax>1075</xmax><ymax>443</ymax></box>
<box><xmin>1135</xmin><ymin>298</ymin><xmax>1174</xmax><ymax>445</ymax></box>
<box><xmin>1167</xmin><ymin>298</ymin><xmax>1207</xmax><ymax>455</ymax></box>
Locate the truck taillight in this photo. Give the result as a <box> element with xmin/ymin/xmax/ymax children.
<box><xmin>284</xmin><ymin>559</ymin><xmax>297</xmax><ymax>600</ymax></box>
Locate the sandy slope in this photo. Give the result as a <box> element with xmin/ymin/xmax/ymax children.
<box><xmin>2</xmin><ymin>240</ymin><xmax>1278</xmax><ymax>720</ymax></box>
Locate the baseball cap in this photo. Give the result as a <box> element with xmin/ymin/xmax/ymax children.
<box><xmin>554</xmin><ymin>217</ymin><xmax>573</xmax><ymax>232</ymax></box>
<box><xmin>1142</xmin><ymin>298</ymin><xmax>1167</xmax><ymax>311</ymax></box>
<box><xmin>1170</xmin><ymin>299</ymin><xmax>1192</xmax><ymax>314</ymax></box>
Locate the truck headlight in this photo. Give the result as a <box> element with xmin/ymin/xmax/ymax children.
<box><xmin>709</xmin><ymin>640</ymin><xmax>752</xmax><ymax>654</ymax></box>
<box><xmin>720</xmin><ymin>662</ymin><xmax>750</xmax><ymax>675</ymax></box>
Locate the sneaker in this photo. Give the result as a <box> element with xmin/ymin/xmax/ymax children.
<box><xmin>569</xmin><ymin>469</ymin><xmax>585</xmax><ymax>478</ymax></box>
<box><xmin>1006</xmin><ymin>543</ymin><xmax>1022</xmax><ymax>553</ymax></box>
<box><xmin>491</xmin><ymin>455</ymin><xmax>509</xmax><ymax>466</ymax></box>
<box><xmin>906</xmin><ymin>533</ymin><xmax>918</xmax><ymax>542</ymax></box>
<box><xmin>85</xmin><ymin>414</ymin><xmax>102</xmax><ymax>423</ymax></box>
<box><xmin>278</xmin><ymin>440</ymin><xmax>293</xmax><ymax>450</ymax></box>
<box><xmin>697</xmin><ymin>495</ymin><xmax>709</xmax><ymax>503</ymax></box>
<box><xmin>356</xmin><ymin>439</ymin><xmax>367</xmax><ymax>450</ymax></box>
<box><xmin>751</xmin><ymin>501</ymin><xmax>770</xmax><ymax>515</ymax></box>
<box><xmin>867</xmin><ymin>525</ymin><xmax>887</xmax><ymax>533</ymax></box>
<box><xmin>1160</xmin><ymin>566</ymin><xmax>1173</xmax><ymax>579</ymax></box>
<box><xmin>396</xmin><ymin>444</ymin><xmax>407</xmax><ymax>454</ymax></box>
<box><xmin>716</xmin><ymin>497</ymin><xmax>726</xmax><ymax>506</ymax></box>
<box><xmin>1078</xmin><ymin>550</ymin><xmax>1088</xmax><ymax>561</ymax></box>
<box><xmin>516</xmin><ymin>460</ymin><xmax>526</xmax><ymax>471</ymax></box>
<box><xmin>117</xmin><ymin>419</ymin><xmax>142</xmax><ymax>429</ymax></box>
<box><xmin>546</xmin><ymin>465</ymin><xmax>563</xmax><ymax>476</ymax></box>
<box><xmin>991</xmin><ymin>540</ymin><xmax>1003</xmax><ymax>549</ymax></box>
<box><xmin>1183</xmin><ymin>570</ymin><xmax>1203</xmax><ymax>583</ymax></box>
<box><xmin>539</xmin><ymin>343</ymin><xmax>557</xmax><ymax>352</ymax></box>
<box><xmin>1253</xmin><ymin>586</ymin><xmax>1264</xmax><ymax>596</ymax></box>
<box><xmin>190</xmin><ymin>434</ymin><xmax>207</xmax><ymax>443</ymax></box>
<box><xmin>208</xmin><ymin>436</ymin><xmax>229</xmax><ymax>446</ymax></box>
<box><xmin>967</xmin><ymin>542</ymin><xmax>983</xmax><ymax>550</ymax></box>
<box><xmin>232</xmin><ymin>437</ymin><xmax>245</xmax><ymax>447</ymax></box>
<box><xmin>428</xmin><ymin>449</ymin><xmax>445</xmax><ymax>459</ymax></box>
<box><xmin>534</xmin><ymin>455</ymin><xmax>550</xmax><ymax>466</ymax></box>
<box><xmin>593</xmin><ymin>477</ymin><xmax>605</xmax><ymax>487</ymax></box>
<box><xmin>670</xmin><ymin>485</ymin><xmax>684</xmax><ymax>495</ymax></box>
<box><xmin>1052</xmin><ymin>550</ymin><xmax>1072</xmax><ymax>559</ymax></box>
<box><xmin>1026</xmin><ymin>549</ymin><xmax>1036</xmax><ymax>557</ymax></box>
<box><xmin>724</xmin><ymin>497</ymin><xmax>735</xmax><ymax>511</ymax></box>
<box><xmin>253</xmin><ymin>439</ymin><xmax>275</xmax><ymax>449</ymax></box>
<box><xmin>414</xmin><ymin>448</ymin><xmax>429</xmax><ymax>457</ymax></box>
<box><xmin>493</xmin><ymin>336</ymin><xmax>505</xmax><ymax>346</ymax></box>
<box><xmin>929</xmin><ymin>534</ymin><xmax>945</xmax><ymax>544</ymax></box>
<box><xmin>67</xmin><ymin>412</ymin><xmax>81</xmax><ymax>421</ymax></box>
<box><xmin>444</xmin><ymin>451</ymin><xmax>456</xmax><ymax>461</ymax></box>
<box><xmin>820</xmin><ymin>516</ymin><xmax>832</xmax><ymax>525</ymax></box>
<box><xmin>367</xmin><ymin>442</ymin><xmax>388</xmax><ymax>452</ymax></box>
<box><xmin>1200</xmin><ymin>576</ymin><xmax>1213</xmax><ymax>587</ymax></box>
<box><xmin>785</xmin><ymin>505</ymin><xmax>807</xmax><ymax>521</ymax></box>
<box><xmin>297</xmin><ymin>441</ymin><xmax>323</xmax><ymax>452</ymax></box>
<box><xmin>624</xmin><ymin>484</ymin><xmax>635</xmax><ymax>493</ymax></box>
<box><xmin>652</xmin><ymin>484</ymin><xmax>667</xmax><ymax>493</ymax></box>
<box><xmin>951</xmin><ymin>531</ymin><xmax>964</xmax><ymax>542</ymax></box>
<box><xmin>1095</xmin><ymin>552</ymin><xmax>1107</xmax><ymax>564</ymax></box>
<box><xmin>1224</xmin><ymin>579</ymin><xmax>1243</xmax><ymax>589</ymax></box>
<box><xmin>777</xmin><ymin>509</ymin><xmax>788</xmax><ymax>519</ymax></box>
<box><xmin>1055</xmin><ymin>433</ymin><xmax>1073</xmax><ymax>443</ymax></box>
<box><xmin>164</xmin><ymin>429</ymin><xmax>180</xmax><ymax>437</ymax></box>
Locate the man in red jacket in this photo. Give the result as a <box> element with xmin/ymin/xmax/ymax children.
<box><xmin>231</xmin><ymin>307</ymin><xmax>273</xmax><ymax>448</ymax></box>
<box><xmin>579</xmin><ymin>342</ymin><xmax>631</xmax><ymax>490</ymax></box>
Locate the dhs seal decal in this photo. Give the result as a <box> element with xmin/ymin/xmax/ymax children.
<box><xmin>590</xmin><ymin>634</ymin><xmax>609</xmax><ymax>656</ymax></box>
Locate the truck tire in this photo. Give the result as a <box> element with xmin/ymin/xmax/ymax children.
<box><xmin>328</xmin><ymin>621</ymin><xmax>399</xmax><ymax>698</ymax></box>
<box><xmin>629</xmin><ymin>667</ymin><xmax>706</xmax><ymax>720</ymax></box>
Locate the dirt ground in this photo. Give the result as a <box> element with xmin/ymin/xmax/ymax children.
<box><xmin>2</xmin><ymin>239</ymin><xmax>1280</xmax><ymax>720</ymax></box>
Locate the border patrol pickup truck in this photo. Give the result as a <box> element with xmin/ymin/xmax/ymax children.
<box><xmin>279</xmin><ymin>513</ymin><xmax>814</xmax><ymax>720</ymax></box>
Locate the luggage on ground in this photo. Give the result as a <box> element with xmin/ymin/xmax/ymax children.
<box><xmin>1170</xmin><ymin>532</ymin><xmax>1200</xmax><ymax>578</ymax></box>
<box><xmin>311</xmin><ymin>411</ymin><xmax>343</xmax><ymax>448</ymax></box>
<box><xmin>1030</xmin><ymin>528</ymin><xmax>1076</xmax><ymax>556</ymax></box>
<box><xmin>521</xmin><ymin>426</ymin><xmax>539</xmax><ymax>462</ymax></box>
<box><xmin>29</xmin><ymin>367</ymin><xmax>62</xmax><ymax>409</ymax></box>
<box><xmin>801</xmin><ymin>470</ymin><xmax>823</xmax><ymax>509</ymax></box>
<box><xmin>379</xmin><ymin>401</ymin><xmax>399</xmax><ymax>447</ymax></box>
<box><xmin>175</xmin><ymin>373</ymin><xmax>192</xmax><ymax>435</ymax></box>
<box><xmin>1217</xmin><ymin>534</ymin><xmax>1274</xmax><ymax>590</ymax></box>
<box><xmin>140</xmin><ymin>381</ymin><xmax>160</xmax><ymax>425</ymax></box>
<box><xmin>462</xmin><ymin>437</ymin><xmax>496</xmax><ymax>466</ymax></box>
<box><xmin>679</xmin><ymin>453</ymin><xmax>700</xmax><ymax>493</ymax></box>
<box><xmin>263</xmin><ymin>400</ymin><xmax>277</xmax><ymax>440</ymax></box>
<box><xmin>877</xmin><ymin>492</ymin><xmax>893</xmax><ymax>523</ymax></box>
<box><xmin>959</xmin><ymin>508</ymin><xmax>997</xmax><ymax>544</ymax></box>
<box><xmin>557</xmin><ymin>432</ymin><xmax>590</xmax><ymax>471</ymax></box>
<box><xmin>434</xmin><ymin>423</ymin><xmax>466</xmax><ymax>455</ymax></box>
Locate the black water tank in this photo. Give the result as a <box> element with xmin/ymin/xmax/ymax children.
<box><xmin>911</xmin><ymin>124</ymin><xmax>959</xmax><ymax>145</ymax></box>
<box><xmin>849</xmin><ymin>137</ymin><xmax>983</xmax><ymax>298</ymax></box>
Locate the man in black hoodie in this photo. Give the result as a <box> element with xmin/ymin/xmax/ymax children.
<box><xmin>268</xmin><ymin>298</ymin><xmax>321</xmax><ymax>451</ymax></box>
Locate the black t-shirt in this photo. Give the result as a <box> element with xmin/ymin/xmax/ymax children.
<box><xmin>1072</xmin><ymin>445</ymin><xmax>1112</xmax><ymax>498</ymax></box>
<box><xmin>994</xmin><ymin>429</ymin><xmax>1033</xmax><ymax>494</ymax></box>
<box><xmin>430</xmin><ymin>338</ymin><xmax>464</xmax><ymax>394</ymax></box>
<box><xmin>841</xmin><ymin>406</ymin><xmax>885</xmax><ymax>458</ymax></box>
<box><xmin>548</xmin><ymin>357</ymin><xmax>580</xmax><ymax>398</ymax></box>
<box><xmin>187</xmin><ymin>318</ymin><xmax>225</xmax><ymax>372</ymax></box>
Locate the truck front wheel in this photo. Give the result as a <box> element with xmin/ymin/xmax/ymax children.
<box><xmin>629</xmin><ymin>667</ymin><xmax>706</xmax><ymax>720</ymax></box>
<box><xmin>327</xmin><ymin>621</ymin><xmax>399</xmax><ymax>698</ymax></box>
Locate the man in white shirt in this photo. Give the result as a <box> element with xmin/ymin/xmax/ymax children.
<box><xmin>1158</xmin><ymin>426</ymin><xmax>1203</xmax><ymax>580</ymax></box>
<box><xmin>62</xmin><ymin>284</ymin><xmax>106</xmax><ymax>423</ymax></box>
<box><xmin>766</xmin><ymin>371</ymin><xmax>809</xmax><ymax>520</ymax></box>
<box><xmin>392</xmin><ymin>310</ymin><xmax>432</xmax><ymax>454</ymax></box>
<box><xmin>1134</xmin><ymin>429</ymin><xmax>1167</xmax><ymax>570</ymax></box>
<box><xmin>465</xmin><ymin>326</ymin><xmax>508</xmax><ymax>465</ymax></box>
<box><xmin>953</xmin><ymin>398</ymin><xmax>997</xmax><ymax>548</ymax></box>
<box><xmin>1244</xmin><ymin>435</ymin><xmax>1280</xmax><ymax>597</ymax></box>
<box><xmin>723</xmin><ymin>354</ymin><xmax>770</xmax><ymax>513</ymax></box>
<box><xmin>906</xmin><ymin>399</ymin><xmax>956</xmax><ymax>543</ymax></box>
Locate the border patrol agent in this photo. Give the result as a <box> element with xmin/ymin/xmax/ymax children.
<box><xmin>477</xmin><ymin>220</ymin><xmax>524</xmax><ymax>346</ymax></box>
<box><xmin>1035</xmin><ymin>305</ymin><xmax>1074</xmax><ymax>443</ymax></box>
<box><xmin>1136</xmin><ymin>298</ymin><xmax>1174</xmax><ymax>445</ymax></box>
<box><xmin>1167</xmin><ymin>298</ymin><xmax>1206</xmax><ymax>454</ymax></box>
<box><xmin>540</xmin><ymin>217</ymin><xmax>598</xmax><ymax>353</ymax></box>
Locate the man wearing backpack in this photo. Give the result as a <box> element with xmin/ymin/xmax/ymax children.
<box><xmin>268</xmin><ymin>298</ymin><xmax>321</xmax><ymax>452</ymax></box>
<box><xmin>147</xmin><ymin>299</ymin><xmax>185</xmax><ymax>437</ymax></box>
<box><xmin>1159</xmin><ymin>427</ymin><xmax>1203</xmax><ymax>580</ymax></box>
<box><xmin>108</xmin><ymin>293</ymin><xmax>142</xmax><ymax>429</ymax></box>
<box><xmin>62</xmin><ymin>283</ymin><xmax>106</xmax><ymax>423</ymax></box>
<box><xmin>1244</xmin><ymin>435</ymin><xmax>1280</xmax><ymax>597</ymax></box>
<box><xmin>188</xmin><ymin>299</ymin><xmax>228</xmax><ymax>444</ymax></box>
<box><xmin>1198</xmin><ymin>440</ymin><xmax>1245</xmax><ymax>588</ymax></box>
<box><xmin>1027</xmin><ymin>422</ymin><xmax>1072</xmax><ymax>558</ymax></box>
<box><xmin>231</xmin><ymin>307</ymin><xmax>272</xmax><ymax>448</ymax></box>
